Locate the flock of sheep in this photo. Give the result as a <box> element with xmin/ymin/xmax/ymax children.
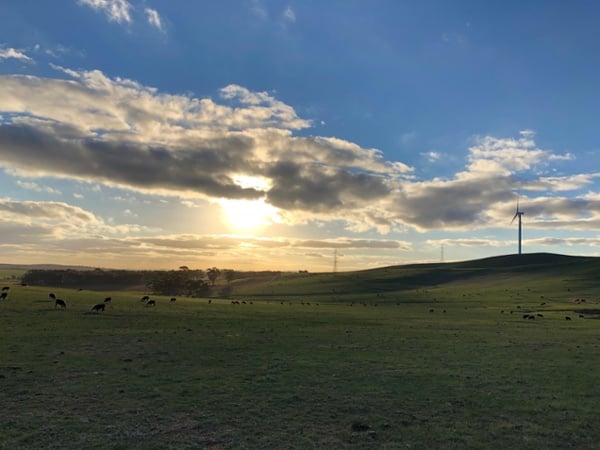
<box><xmin>0</xmin><ymin>286</ymin><xmax>176</xmax><ymax>313</ymax></box>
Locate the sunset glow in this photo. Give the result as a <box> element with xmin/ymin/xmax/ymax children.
<box><xmin>1</xmin><ymin>2</ymin><xmax>599</xmax><ymax>271</ymax></box>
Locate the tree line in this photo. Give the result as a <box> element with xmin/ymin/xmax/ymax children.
<box><xmin>20</xmin><ymin>267</ymin><xmax>282</xmax><ymax>297</ymax></box>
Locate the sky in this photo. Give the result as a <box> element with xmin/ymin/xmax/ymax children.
<box><xmin>0</xmin><ymin>0</ymin><xmax>599</xmax><ymax>272</ymax></box>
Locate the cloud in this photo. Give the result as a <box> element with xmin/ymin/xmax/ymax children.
<box><xmin>16</xmin><ymin>180</ymin><xmax>62</xmax><ymax>195</ymax></box>
<box><xmin>400</xmin><ymin>131</ymin><xmax>416</xmax><ymax>146</ymax></box>
<box><xmin>428</xmin><ymin>238</ymin><xmax>505</xmax><ymax>248</ymax></box>
<box><xmin>0</xmin><ymin>198</ymin><xmax>97</xmax><ymax>226</ymax></box>
<box><xmin>145</xmin><ymin>8</ymin><xmax>164</xmax><ymax>31</ymax></box>
<box><xmin>249</xmin><ymin>0</ymin><xmax>268</xmax><ymax>20</ymax></box>
<box><xmin>282</xmin><ymin>6</ymin><xmax>296</xmax><ymax>23</ymax></box>
<box><xmin>523</xmin><ymin>173</ymin><xmax>600</xmax><ymax>192</ymax></box>
<box><xmin>527</xmin><ymin>237</ymin><xmax>600</xmax><ymax>247</ymax></box>
<box><xmin>0</xmin><ymin>46</ymin><xmax>32</xmax><ymax>62</ymax></box>
<box><xmin>0</xmin><ymin>68</ymin><xmax>405</xmax><ymax>225</ymax></box>
<box><xmin>463</xmin><ymin>132</ymin><xmax>572</xmax><ymax>178</ymax></box>
<box><xmin>248</xmin><ymin>2</ymin><xmax>296</xmax><ymax>28</ymax></box>
<box><xmin>0</xmin><ymin>198</ymin><xmax>151</xmax><ymax>238</ymax></box>
<box><xmin>78</xmin><ymin>0</ymin><xmax>133</xmax><ymax>24</ymax></box>
<box><xmin>0</xmin><ymin>206</ymin><xmax>411</xmax><ymax>269</ymax></box>
<box><xmin>0</xmin><ymin>66</ymin><xmax>598</xmax><ymax>238</ymax></box>
<box><xmin>421</xmin><ymin>151</ymin><xmax>441</xmax><ymax>162</ymax></box>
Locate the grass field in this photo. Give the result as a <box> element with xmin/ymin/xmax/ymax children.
<box><xmin>0</xmin><ymin>254</ymin><xmax>599</xmax><ymax>449</ymax></box>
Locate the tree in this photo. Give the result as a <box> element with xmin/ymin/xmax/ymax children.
<box><xmin>206</xmin><ymin>267</ymin><xmax>221</xmax><ymax>286</ymax></box>
<box><xmin>223</xmin><ymin>269</ymin><xmax>235</xmax><ymax>283</ymax></box>
<box><xmin>147</xmin><ymin>270</ymin><xmax>209</xmax><ymax>296</ymax></box>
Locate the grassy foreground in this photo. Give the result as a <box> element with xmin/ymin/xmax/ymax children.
<box><xmin>1</xmin><ymin>254</ymin><xmax>599</xmax><ymax>449</ymax></box>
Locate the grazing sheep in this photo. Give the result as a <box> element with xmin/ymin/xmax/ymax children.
<box><xmin>0</xmin><ymin>292</ymin><xmax>7</xmax><ymax>300</ymax></box>
<box><xmin>208</xmin><ymin>299</ymin><xmax>211</xmax><ymax>304</ymax></box>
<box><xmin>537</xmin><ymin>314</ymin><xmax>544</xmax><ymax>318</ymax></box>
<box><xmin>104</xmin><ymin>297</ymin><xmax>112</xmax><ymax>303</ymax></box>
<box><xmin>565</xmin><ymin>316</ymin><xmax>572</xmax><ymax>321</ymax></box>
<box><xmin>523</xmin><ymin>314</ymin><xmax>530</xmax><ymax>319</ymax></box>
<box><xmin>90</xmin><ymin>303</ymin><xmax>105</xmax><ymax>312</ymax></box>
<box><xmin>140</xmin><ymin>295</ymin><xmax>150</xmax><ymax>302</ymax></box>
<box><xmin>146</xmin><ymin>300</ymin><xmax>156</xmax><ymax>307</ymax></box>
<box><xmin>528</xmin><ymin>315</ymin><xmax>535</xmax><ymax>320</ymax></box>
<box><xmin>49</xmin><ymin>293</ymin><xmax>56</xmax><ymax>300</ymax></box>
<box><xmin>170</xmin><ymin>297</ymin><xmax>176</xmax><ymax>302</ymax></box>
<box><xmin>1</xmin><ymin>286</ymin><xmax>9</xmax><ymax>291</ymax></box>
<box><xmin>55</xmin><ymin>299</ymin><xmax>67</xmax><ymax>309</ymax></box>
<box><xmin>579</xmin><ymin>314</ymin><xmax>585</xmax><ymax>319</ymax></box>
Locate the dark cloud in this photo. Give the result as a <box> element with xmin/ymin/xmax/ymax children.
<box><xmin>266</xmin><ymin>160</ymin><xmax>391</xmax><ymax>212</ymax></box>
<box><xmin>0</xmin><ymin>123</ymin><xmax>263</xmax><ymax>200</ymax></box>
<box><xmin>394</xmin><ymin>176</ymin><xmax>513</xmax><ymax>230</ymax></box>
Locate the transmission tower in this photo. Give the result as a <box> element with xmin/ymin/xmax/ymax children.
<box><xmin>333</xmin><ymin>249</ymin><xmax>338</xmax><ymax>273</ymax></box>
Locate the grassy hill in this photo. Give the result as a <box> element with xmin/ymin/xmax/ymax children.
<box><xmin>231</xmin><ymin>253</ymin><xmax>600</xmax><ymax>302</ymax></box>
<box><xmin>0</xmin><ymin>253</ymin><xmax>598</xmax><ymax>449</ymax></box>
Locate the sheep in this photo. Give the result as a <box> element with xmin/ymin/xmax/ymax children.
<box><xmin>0</xmin><ymin>292</ymin><xmax>7</xmax><ymax>300</ymax></box>
<box><xmin>522</xmin><ymin>314</ymin><xmax>530</xmax><ymax>319</ymax></box>
<box><xmin>1</xmin><ymin>286</ymin><xmax>9</xmax><ymax>291</ymax></box>
<box><xmin>170</xmin><ymin>297</ymin><xmax>176</xmax><ymax>303</ymax></box>
<box><xmin>49</xmin><ymin>293</ymin><xmax>56</xmax><ymax>300</ymax></box>
<box><xmin>146</xmin><ymin>300</ymin><xmax>156</xmax><ymax>307</ymax></box>
<box><xmin>55</xmin><ymin>299</ymin><xmax>67</xmax><ymax>309</ymax></box>
<box><xmin>140</xmin><ymin>295</ymin><xmax>150</xmax><ymax>302</ymax></box>
<box><xmin>90</xmin><ymin>303</ymin><xmax>105</xmax><ymax>312</ymax></box>
<box><xmin>565</xmin><ymin>316</ymin><xmax>572</xmax><ymax>321</ymax></box>
<box><xmin>104</xmin><ymin>297</ymin><xmax>112</xmax><ymax>303</ymax></box>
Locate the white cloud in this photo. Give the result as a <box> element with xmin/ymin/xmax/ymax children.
<box><xmin>145</xmin><ymin>8</ymin><xmax>164</xmax><ymax>31</ymax></box>
<box><xmin>249</xmin><ymin>0</ymin><xmax>268</xmax><ymax>19</ymax></box>
<box><xmin>283</xmin><ymin>6</ymin><xmax>296</xmax><ymax>23</ymax></box>
<box><xmin>78</xmin><ymin>0</ymin><xmax>133</xmax><ymax>24</ymax></box>
<box><xmin>422</xmin><ymin>151</ymin><xmax>441</xmax><ymax>162</ymax></box>
<box><xmin>464</xmin><ymin>133</ymin><xmax>573</xmax><ymax>178</ymax></box>
<box><xmin>16</xmin><ymin>180</ymin><xmax>62</xmax><ymax>195</ymax></box>
<box><xmin>0</xmin><ymin>47</ymin><xmax>32</xmax><ymax>62</ymax></box>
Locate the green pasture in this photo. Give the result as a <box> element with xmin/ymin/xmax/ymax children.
<box><xmin>0</xmin><ymin>254</ymin><xmax>599</xmax><ymax>449</ymax></box>
<box><xmin>0</xmin><ymin>269</ymin><xmax>25</xmax><ymax>281</ymax></box>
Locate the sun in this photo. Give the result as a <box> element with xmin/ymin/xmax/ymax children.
<box><xmin>220</xmin><ymin>198</ymin><xmax>279</xmax><ymax>232</ymax></box>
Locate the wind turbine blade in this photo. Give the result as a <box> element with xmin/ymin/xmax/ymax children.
<box><xmin>511</xmin><ymin>213</ymin><xmax>517</xmax><ymax>224</ymax></box>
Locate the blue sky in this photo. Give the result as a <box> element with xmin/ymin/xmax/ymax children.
<box><xmin>0</xmin><ymin>0</ymin><xmax>599</xmax><ymax>271</ymax></box>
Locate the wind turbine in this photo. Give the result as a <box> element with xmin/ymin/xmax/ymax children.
<box><xmin>511</xmin><ymin>197</ymin><xmax>524</xmax><ymax>255</ymax></box>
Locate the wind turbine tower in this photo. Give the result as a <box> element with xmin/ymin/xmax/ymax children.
<box><xmin>511</xmin><ymin>198</ymin><xmax>524</xmax><ymax>255</ymax></box>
